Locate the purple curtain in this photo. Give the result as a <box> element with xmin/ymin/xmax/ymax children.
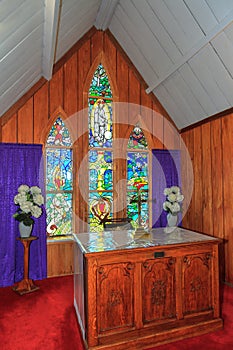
<box><xmin>152</xmin><ymin>149</ymin><xmax>181</xmax><ymax>228</ymax></box>
<box><xmin>0</xmin><ymin>143</ymin><xmax>47</xmax><ymax>287</ymax></box>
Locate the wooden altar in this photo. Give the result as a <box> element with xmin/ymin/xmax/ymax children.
<box><xmin>73</xmin><ymin>228</ymin><xmax>223</xmax><ymax>349</ymax></box>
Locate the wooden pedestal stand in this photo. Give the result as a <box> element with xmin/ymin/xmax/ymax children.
<box><xmin>13</xmin><ymin>236</ymin><xmax>40</xmax><ymax>295</ymax></box>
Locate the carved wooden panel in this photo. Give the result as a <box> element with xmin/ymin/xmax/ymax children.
<box><xmin>97</xmin><ymin>262</ymin><xmax>135</xmax><ymax>333</ymax></box>
<box><xmin>142</xmin><ymin>258</ymin><xmax>176</xmax><ymax>323</ymax></box>
<box><xmin>182</xmin><ymin>253</ymin><xmax>212</xmax><ymax>315</ymax></box>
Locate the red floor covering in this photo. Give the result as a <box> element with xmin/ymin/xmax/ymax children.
<box><xmin>0</xmin><ymin>275</ymin><xmax>232</xmax><ymax>350</ymax></box>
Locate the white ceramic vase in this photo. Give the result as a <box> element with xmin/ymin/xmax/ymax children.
<box><xmin>167</xmin><ymin>212</ymin><xmax>178</xmax><ymax>227</ymax></box>
<box><xmin>19</xmin><ymin>222</ymin><xmax>33</xmax><ymax>238</ymax></box>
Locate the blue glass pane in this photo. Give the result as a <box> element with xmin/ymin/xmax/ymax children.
<box><xmin>127</xmin><ymin>152</ymin><xmax>148</xmax><ymax>190</ymax></box>
<box><xmin>46</xmin><ymin>148</ymin><xmax>72</xmax><ymax>191</ymax></box>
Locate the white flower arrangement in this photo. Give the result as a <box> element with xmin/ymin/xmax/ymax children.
<box><xmin>13</xmin><ymin>184</ymin><xmax>44</xmax><ymax>226</ymax></box>
<box><xmin>163</xmin><ymin>186</ymin><xmax>184</xmax><ymax>215</ymax></box>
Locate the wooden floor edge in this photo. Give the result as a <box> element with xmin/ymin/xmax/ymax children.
<box><xmin>88</xmin><ymin>318</ymin><xmax>223</xmax><ymax>350</ymax></box>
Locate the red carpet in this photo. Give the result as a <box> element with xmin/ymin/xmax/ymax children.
<box><xmin>0</xmin><ymin>276</ymin><xmax>233</xmax><ymax>350</ymax></box>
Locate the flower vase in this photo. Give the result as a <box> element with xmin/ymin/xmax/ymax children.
<box><xmin>19</xmin><ymin>222</ymin><xmax>33</xmax><ymax>238</ymax></box>
<box><xmin>167</xmin><ymin>213</ymin><xmax>178</xmax><ymax>227</ymax></box>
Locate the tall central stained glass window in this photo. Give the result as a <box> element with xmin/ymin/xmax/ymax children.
<box><xmin>45</xmin><ymin>116</ymin><xmax>73</xmax><ymax>236</ymax></box>
<box><xmin>88</xmin><ymin>63</ymin><xmax>113</xmax><ymax>231</ymax></box>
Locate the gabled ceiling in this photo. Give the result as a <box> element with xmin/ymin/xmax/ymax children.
<box><xmin>1</xmin><ymin>0</ymin><xmax>233</xmax><ymax>129</ymax></box>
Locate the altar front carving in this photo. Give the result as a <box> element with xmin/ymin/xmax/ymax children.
<box><xmin>73</xmin><ymin>228</ymin><xmax>223</xmax><ymax>349</ymax></box>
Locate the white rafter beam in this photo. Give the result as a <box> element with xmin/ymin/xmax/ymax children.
<box><xmin>95</xmin><ymin>0</ymin><xmax>119</xmax><ymax>30</ymax></box>
<box><xmin>146</xmin><ymin>9</ymin><xmax>233</xmax><ymax>94</ymax></box>
<box><xmin>42</xmin><ymin>0</ymin><xmax>61</xmax><ymax>80</ymax></box>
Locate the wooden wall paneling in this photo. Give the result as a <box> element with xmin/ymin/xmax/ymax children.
<box><xmin>77</xmin><ymin>40</ymin><xmax>91</xmax><ymax>231</ymax></box>
<box><xmin>201</xmin><ymin>122</ymin><xmax>213</xmax><ymax>235</ymax></box>
<box><xmin>34</xmin><ymin>82</ymin><xmax>49</xmax><ymax>144</ymax></box>
<box><xmin>47</xmin><ymin>241</ymin><xmax>74</xmax><ymax>277</ymax></box>
<box><xmin>1</xmin><ymin>113</ymin><xmax>17</xmax><ymax>143</ymax></box>
<box><xmin>18</xmin><ymin>98</ymin><xmax>33</xmax><ymax>143</ymax></box>
<box><xmin>64</xmin><ymin>54</ymin><xmax>78</xmax><ymax>117</ymax></box>
<box><xmin>181</xmin><ymin>130</ymin><xmax>194</xmax><ymax>228</ymax></box>
<box><xmin>49</xmin><ymin>67</ymin><xmax>64</xmax><ymax>115</ymax></box>
<box><xmin>91</xmin><ymin>30</ymin><xmax>104</xmax><ymax>63</ymax></box>
<box><xmin>152</xmin><ymin>101</ymin><xmax>164</xmax><ymax>149</ymax></box>
<box><xmin>222</xmin><ymin>113</ymin><xmax>233</xmax><ymax>283</ymax></box>
<box><xmin>211</xmin><ymin>118</ymin><xmax>224</xmax><ymax>238</ymax></box>
<box><xmin>163</xmin><ymin>117</ymin><xmax>180</xmax><ymax>150</ymax></box>
<box><xmin>104</xmin><ymin>32</ymin><xmax>117</xmax><ymax>81</ymax></box>
<box><xmin>193</xmin><ymin>127</ymin><xmax>203</xmax><ymax>233</ymax></box>
<box><xmin>128</xmin><ymin>69</ymin><xmax>140</xmax><ymax>127</ymax></box>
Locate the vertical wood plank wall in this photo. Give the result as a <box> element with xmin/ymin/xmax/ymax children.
<box><xmin>181</xmin><ymin>113</ymin><xmax>233</xmax><ymax>283</ymax></box>
<box><xmin>0</xmin><ymin>29</ymin><xmax>174</xmax><ymax>278</ymax></box>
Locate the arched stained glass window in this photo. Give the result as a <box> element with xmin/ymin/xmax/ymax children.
<box><xmin>45</xmin><ymin>116</ymin><xmax>73</xmax><ymax>236</ymax></box>
<box><xmin>127</xmin><ymin>125</ymin><xmax>149</xmax><ymax>229</ymax></box>
<box><xmin>88</xmin><ymin>64</ymin><xmax>113</xmax><ymax>231</ymax></box>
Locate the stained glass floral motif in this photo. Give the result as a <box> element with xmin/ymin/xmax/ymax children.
<box><xmin>127</xmin><ymin>125</ymin><xmax>148</xmax><ymax>149</ymax></box>
<box><xmin>46</xmin><ymin>116</ymin><xmax>72</xmax><ymax>147</ymax></box>
<box><xmin>46</xmin><ymin>193</ymin><xmax>72</xmax><ymax>236</ymax></box>
<box><xmin>46</xmin><ymin>117</ymin><xmax>73</xmax><ymax>236</ymax></box>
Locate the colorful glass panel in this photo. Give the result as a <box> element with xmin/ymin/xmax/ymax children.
<box><xmin>89</xmin><ymin>98</ymin><xmax>112</xmax><ymax>148</ymax></box>
<box><xmin>127</xmin><ymin>125</ymin><xmax>148</xmax><ymax>149</ymax></box>
<box><xmin>127</xmin><ymin>190</ymin><xmax>149</xmax><ymax>228</ymax></box>
<box><xmin>89</xmin><ymin>192</ymin><xmax>113</xmax><ymax>232</ymax></box>
<box><xmin>46</xmin><ymin>193</ymin><xmax>72</xmax><ymax>236</ymax></box>
<box><xmin>127</xmin><ymin>152</ymin><xmax>148</xmax><ymax>189</ymax></box>
<box><xmin>88</xmin><ymin>63</ymin><xmax>112</xmax><ymax>98</ymax></box>
<box><xmin>89</xmin><ymin>150</ymin><xmax>112</xmax><ymax>190</ymax></box>
<box><xmin>46</xmin><ymin>116</ymin><xmax>72</xmax><ymax>147</ymax></box>
<box><xmin>46</xmin><ymin>148</ymin><xmax>72</xmax><ymax>191</ymax></box>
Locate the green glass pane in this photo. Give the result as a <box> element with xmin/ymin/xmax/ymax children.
<box><xmin>89</xmin><ymin>150</ymin><xmax>112</xmax><ymax>191</ymax></box>
<box><xmin>88</xmin><ymin>64</ymin><xmax>112</xmax><ymax>98</ymax></box>
<box><xmin>46</xmin><ymin>193</ymin><xmax>72</xmax><ymax>236</ymax></box>
<box><xmin>89</xmin><ymin>192</ymin><xmax>113</xmax><ymax>232</ymax></box>
<box><xmin>89</xmin><ymin>98</ymin><xmax>112</xmax><ymax>148</ymax></box>
<box><xmin>46</xmin><ymin>117</ymin><xmax>72</xmax><ymax>146</ymax></box>
<box><xmin>127</xmin><ymin>125</ymin><xmax>148</xmax><ymax>149</ymax></box>
<box><xmin>46</xmin><ymin>148</ymin><xmax>72</xmax><ymax>191</ymax></box>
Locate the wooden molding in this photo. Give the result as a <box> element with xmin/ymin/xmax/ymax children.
<box><xmin>180</xmin><ymin>107</ymin><xmax>233</xmax><ymax>133</ymax></box>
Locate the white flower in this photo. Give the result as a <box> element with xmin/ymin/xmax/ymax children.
<box><xmin>20</xmin><ymin>201</ymin><xmax>33</xmax><ymax>213</ymax></box>
<box><xmin>31</xmin><ymin>205</ymin><xmax>42</xmax><ymax>218</ymax></box>
<box><xmin>163</xmin><ymin>186</ymin><xmax>184</xmax><ymax>214</ymax></box>
<box><xmin>14</xmin><ymin>193</ymin><xmax>27</xmax><ymax>205</ymax></box>
<box><xmin>18</xmin><ymin>184</ymin><xmax>30</xmax><ymax>193</ymax></box>
<box><xmin>33</xmin><ymin>194</ymin><xmax>44</xmax><ymax>206</ymax></box>
<box><xmin>30</xmin><ymin>186</ymin><xmax>42</xmax><ymax>194</ymax></box>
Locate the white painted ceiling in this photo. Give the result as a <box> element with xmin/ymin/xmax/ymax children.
<box><xmin>1</xmin><ymin>0</ymin><xmax>233</xmax><ymax>129</ymax></box>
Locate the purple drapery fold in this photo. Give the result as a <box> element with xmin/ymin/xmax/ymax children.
<box><xmin>0</xmin><ymin>143</ymin><xmax>47</xmax><ymax>287</ymax></box>
<box><xmin>152</xmin><ymin>149</ymin><xmax>181</xmax><ymax>228</ymax></box>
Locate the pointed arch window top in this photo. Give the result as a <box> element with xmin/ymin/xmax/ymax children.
<box><xmin>89</xmin><ymin>63</ymin><xmax>112</xmax><ymax>99</ymax></box>
<box><xmin>127</xmin><ymin>125</ymin><xmax>148</xmax><ymax>149</ymax></box>
<box><xmin>46</xmin><ymin>116</ymin><xmax>72</xmax><ymax>147</ymax></box>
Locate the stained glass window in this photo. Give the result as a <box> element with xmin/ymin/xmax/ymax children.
<box><xmin>88</xmin><ymin>64</ymin><xmax>113</xmax><ymax>231</ymax></box>
<box><xmin>127</xmin><ymin>126</ymin><xmax>149</xmax><ymax>229</ymax></box>
<box><xmin>45</xmin><ymin>117</ymin><xmax>73</xmax><ymax>236</ymax></box>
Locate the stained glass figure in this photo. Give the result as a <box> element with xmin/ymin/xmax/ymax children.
<box><xmin>46</xmin><ymin>116</ymin><xmax>72</xmax><ymax>147</ymax></box>
<box><xmin>127</xmin><ymin>125</ymin><xmax>148</xmax><ymax>149</ymax></box>
<box><xmin>46</xmin><ymin>116</ymin><xmax>73</xmax><ymax>236</ymax></box>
